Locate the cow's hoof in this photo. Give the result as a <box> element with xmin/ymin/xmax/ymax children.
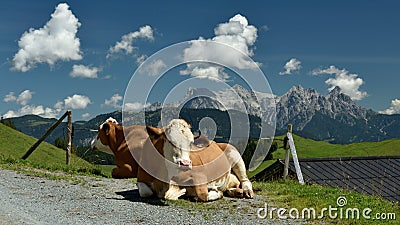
<box><xmin>226</xmin><ymin>188</ymin><xmax>243</xmax><ymax>198</ymax></box>
<box><xmin>242</xmin><ymin>181</ymin><xmax>254</xmax><ymax>199</ymax></box>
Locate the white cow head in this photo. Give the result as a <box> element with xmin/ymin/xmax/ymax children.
<box><xmin>147</xmin><ymin>119</ymin><xmax>194</xmax><ymax>170</ymax></box>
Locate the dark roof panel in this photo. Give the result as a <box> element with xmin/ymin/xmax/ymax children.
<box><xmin>284</xmin><ymin>156</ymin><xmax>400</xmax><ymax>204</ymax></box>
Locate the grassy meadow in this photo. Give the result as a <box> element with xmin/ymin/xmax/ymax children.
<box><xmin>0</xmin><ymin>123</ymin><xmax>107</xmax><ymax>177</ymax></box>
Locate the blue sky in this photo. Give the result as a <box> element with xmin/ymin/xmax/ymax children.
<box><xmin>1</xmin><ymin>0</ymin><xmax>400</xmax><ymax>120</ymax></box>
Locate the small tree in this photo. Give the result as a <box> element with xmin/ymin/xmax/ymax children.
<box><xmin>0</xmin><ymin>118</ymin><xmax>16</xmax><ymax>130</ymax></box>
<box><xmin>54</xmin><ymin>137</ymin><xmax>67</xmax><ymax>150</ymax></box>
<box><xmin>54</xmin><ymin>137</ymin><xmax>76</xmax><ymax>153</ymax></box>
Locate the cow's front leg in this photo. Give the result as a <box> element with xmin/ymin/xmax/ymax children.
<box><xmin>164</xmin><ymin>183</ymin><xmax>186</xmax><ymax>200</ymax></box>
<box><xmin>137</xmin><ymin>182</ymin><xmax>154</xmax><ymax>198</ymax></box>
<box><xmin>224</xmin><ymin>173</ymin><xmax>244</xmax><ymax>198</ymax></box>
<box><xmin>112</xmin><ymin>164</ymin><xmax>134</xmax><ymax>179</ymax></box>
<box><xmin>221</xmin><ymin>144</ymin><xmax>254</xmax><ymax>198</ymax></box>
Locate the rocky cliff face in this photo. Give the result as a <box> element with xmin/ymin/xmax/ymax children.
<box><xmin>275</xmin><ymin>85</ymin><xmax>374</xmax><ymax>130</ymax></box>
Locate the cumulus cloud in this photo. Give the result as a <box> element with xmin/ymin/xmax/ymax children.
<box><xmin>48</xmin><ymin>94</ymin><xmax>91</xmax><ymax>114</ymax></box>
<box><xmin>379</xmin><ymin>99</ymin><xmax>400</xmax><ymax>115</ymax></box>
<box><xmin>102</xmin><ymin>94</ymin><xmax>123</xmax><ymax>108</ymax></box>
<box><xmin>16</xmin><ymin>90</ymin><xmax>34</xmax><ymax>105</ymax></box>
<box><xmin>81</xmin><ymin>113</ymin><xmax>91</xmax><ymax>119</ymax></box>
<box><xmin>3</xmin><ymin>105</ymin><xmax>57</xmax><ymax>119</ymax></box>
<box><xmin>279</xmin><ymin>58</ymin><xmax>302</xmax><ymax>75</ymax></box>
<box><xmin>124</xmin><ymin>102</ymin><xmax>151</xmax><ymax>111</ymax></box>
<box><xmin>70</xmin><ymin>64</ymin><xmax>102</xmax><ymax>78</ymax></box>
<box><xmin>136</xmin><ymin>55</ymin><xmax>148</xmax><ymax>65</ymax></box>
<box><xmin>3</xmin><ymin>90</ymin><xmax>34</xmax><ymax>106</ymax></box>
<box><xmin>63</xmin><ymin>94</ymin><xmax>91</xmax><ymax>109</ymax></box>
<box><xmin>180</xmin><ymin>64</ymin><xmax>229</xmax><ymax>81</ymax></box>
<box><xmin>311</xmin><ymin>65</ymin><xmax>367</xmax><ymax>100</ymax></box>
<box><xmin>107</xmin><ymin>25</ymin><xmax>154</xmax><ymax>58</ymax></box>
<box><xmin>180</xmin><ymin>14</ymin><xmax>260</xmax><ymax>81</ymax></box>
<box><xmin>12</xmin><ymin>3</ymin><xmax>82</xmax><ymax>72</ymax></box>
<box><xmin>140</xmin><ymin>59</ymin><xmax>167</xmax><ymax>76</ymax></box>
<box><xmin>3</xmin><ymin>92</ymin><xmax>17</xmax><ymax>103</ymax></box>
<box><xmin>2</xmin><ymin>93</ymin><xmax>91</xmax><ymax>119</ymax></box>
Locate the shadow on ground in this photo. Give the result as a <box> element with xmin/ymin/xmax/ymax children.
<box><xmin>113</xmin><ymin>189</ymin><xmax>169</xmax><ymax>206</ymax></box>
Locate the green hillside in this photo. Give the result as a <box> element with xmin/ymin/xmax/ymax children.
<box><xmin>0</xmin><ymin>123</ymin><xmax>97</xmax><ymax>171</ymax></box>
<box><xmin>276</xmin><ymin>134</ymin><xmax>400</xmax><ymax>159</ymax></box>
<box><xmin>249</xmin><ymin>134</ymin><xmax>400</xmax><ymax>178</ymax></box>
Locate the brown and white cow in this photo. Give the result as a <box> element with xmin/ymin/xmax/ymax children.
<box><xmin>146</xmin><ymin>119</ymin><xmax>253</xmax><ymax>201</ymax></box>
<box><xmin>91</xmin><ymin>117</ymin><xmax>140</xmax><ymax>179</ymax></box>
<box><xmin>92</xmin><ymin>118</ymin><xmax>254</xmax><ymax>201</ymax></box>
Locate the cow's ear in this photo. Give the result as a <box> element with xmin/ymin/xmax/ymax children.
<box><xmin>102</xmin><ymin>123</ymin><xmax>111</xmax><ymax>136</ymax></box>
<box><xmin>146</xmin><ymin>126</ymin><xmax>163</xmax><ymax>138</ymax></box>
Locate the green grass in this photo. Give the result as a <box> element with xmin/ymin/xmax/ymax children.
<box><xmin>276</xmin><ymin>134</ymin><xmax>400</xmax><ymax>158</ymax></box>
<box><xmin>248</xmin><ymin>134</ymin><xmax>400</xmax><ymax>178</ymax></box>
<box><xmin>0</xmin><ymin>123</ymin><xmax>108</xmax><ymax>177</ymax></box>
<box><xmin>253</xmin><ymin>180</ymin><xmax>399</xmax><ymax>224</ymax></box>
<box><xmin>165</xmin><ymin>180</ymin><xmax>398</xmax><ymax>224</ymax></box>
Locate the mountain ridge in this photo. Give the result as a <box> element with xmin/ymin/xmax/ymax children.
<box><xmin>7</xmin><ymin>85</ymin><xmax>400</xmax><ymax>145</ymax></box>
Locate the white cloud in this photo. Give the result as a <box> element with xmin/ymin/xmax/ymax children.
<box><xmin>81</xmin><ymin>113</ymin><xmax>91</xmax><ymax>119</ymax></box>
<box><xmin>103</xmin><ymin>94</ymin><xmax>123</xmax><ymax>108</ymax></box>
<box><xmin>70</xmin><ymin>64</ymin><xmax>102</xmax><ymax>78</ymax></box>
<box><xmin>12</xmin><ymin>3</ymin><xmax>82</xmax><ymax>72</ymax></box>
<box><xmin>311</xmin><ymin>65</ymin><xmax>367</xmax><ymax>100</ymax></box>
<box><xmin>279</xmin><ymin>58</ymin><xmax>302</xmax><ymax>75</ymax></box>
<box><xmin>16</xmin><ymin>90</ymin><xmax>34</xmax><ymax>105</ymax></box>
<box><xmin>136</xmin><ymin>55</ymin><xmax>148</xmax><ymax>65</ymax></box>
<box><xmin>180</xmin><ymin>64</ymin><xmax>229</xmax><ymax>81</ymax></box>
<box><xmin>140</xmin><ymin>59</ymin><xmax>167</xmax><ymax>76</ymax></box>
<box><xmin>3</xmin><ymin>92</ymin><xmax>17</xmax><ymax>103</ymax></box>
<box><xmin>63</xmin><ymin>94</ymin><xmax>91</xmax><ymax>109</ymax></box>
<box><xmin>180</xmin><ymin>14</ymin><xmax>260</xmax><ymax>81</ymax></box>
<box><xmin>3</xmin><ymin>105</ymin><xmax>57</xmax><ymax>119</ymax></box>
<box><xmin>379</xmin><ymin>99</ymin><xmax>400</xmax><ymax>115</ymax></box>
<box><xmin>107</xmin><ymin>25</ymin><xmax>154</xmax><ymax>58</ymax></box>
<box><xmin>124</xmin><ymin>102</ymin><xmax>151</xmax><ymax>112</ymax></box>
<box><xmin>261</xmin><ymin>25</ymin><xmax>270</xmax><ymax>31</ymax></box>
<box><xmin>3</xmin><ymin>90</ymin><xmax>34</xmax><ymax>105</ymax></box>
<box><xmin>101</xmin><ymin>75</ymin><xmax>112</xmax><ymax>80</ymax></box>
<box><xmin>53</xmin><ymin>101</ymin><xmax>64</xmax><ymax>114</ymax></box>
<box><xmin>2</xmin><ymin>93</ymin><xmax>91</xmax><ymax>119</ymax></box>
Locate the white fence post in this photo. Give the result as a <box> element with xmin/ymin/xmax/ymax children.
<box><xmin>66</xmin><ymin>111</ymin><xmax>72</xmax><ymax>165</ymax></box>
<box><xmin>283</xmin><ymin>124</ymin><xmax>304</xmax><ymax>185</ymax></box>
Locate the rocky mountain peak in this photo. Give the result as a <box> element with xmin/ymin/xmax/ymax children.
<box><xmin>326</xmin><ymin>86</ymin><xmax>353</xmax><ymax>103</ymax></box>
<box><xmin>275</xmin><ymin>85</ymin><xmax>372</xmax><ymax>130</ymax></box>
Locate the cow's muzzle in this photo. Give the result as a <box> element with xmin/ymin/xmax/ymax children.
<box><xmin>178</xmin><ymin>159</ymin><xmax>192</xmax><ymax>170</ymax></box>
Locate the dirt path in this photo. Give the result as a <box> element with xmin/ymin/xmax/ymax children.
<box><xmin>0</xmin><ymin>169</ymin><xmax>301</xmax><ymax>225</ymax></box>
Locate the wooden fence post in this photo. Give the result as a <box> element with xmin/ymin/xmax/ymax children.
<box><xmin>283</xmin><ymin>124</ymin><xmax>292</xmax><ymax>179</ymax></box>
<box><xmin>22</xmin><ymin>111</ymin><xmax>69</xmax><ymax>161</ymax></box>
<box><xmin>66</xmin><ymin>111</ymin><xmax>72</xmax><ymax>165</ymax></box>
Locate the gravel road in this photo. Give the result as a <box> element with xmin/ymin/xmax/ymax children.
<box><xmin>0</xmin><ymin>169</ymin><xmax>302</xmax><ymax>225</ymax></box>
